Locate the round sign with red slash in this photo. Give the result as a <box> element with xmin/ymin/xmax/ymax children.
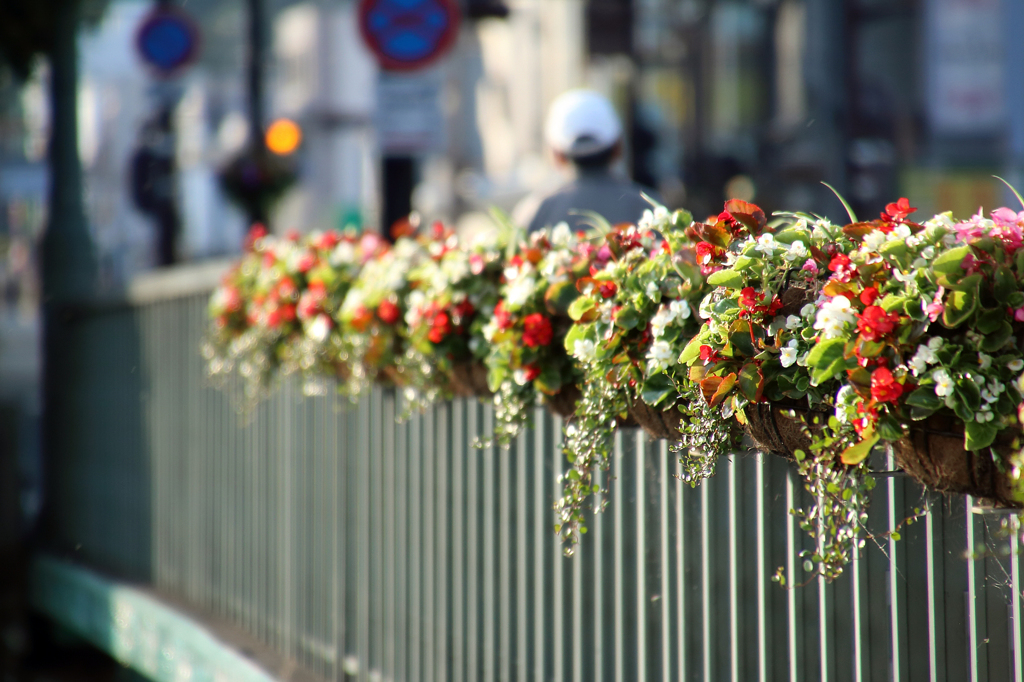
<box><xmin>359</xmin><ymin>0</ymin><xmax>460</xmax><ymax>71</ymax></box>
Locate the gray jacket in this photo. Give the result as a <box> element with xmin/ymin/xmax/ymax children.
<box><xmin>517</xmin><ymin>168</ymin><xmax>655</xmax><ymax>233</ymax></box>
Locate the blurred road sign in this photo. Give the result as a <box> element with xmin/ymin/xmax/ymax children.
<box><xmin>135</xmin><ymin>6</ymin><xmax>200</xmax><ymax>77</ymax></box>
<box><xmin>359</xmin><ymin>0</ymin><xmax>460</xmax><ymax>71</ymax></box>
<box><xmin>375</xmin><ymin>72</ymin><xmax>444</xmax><ymax>153</ymax></box>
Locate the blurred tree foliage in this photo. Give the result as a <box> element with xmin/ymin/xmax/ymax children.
<box><xmin>0</xmin><ymin>0</ymin><xmax>109</xmax><ymax>78</ymax></box>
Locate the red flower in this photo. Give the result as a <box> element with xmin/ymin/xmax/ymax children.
<box><xmin>285</xmin><ymin>228</ymin><xmax>301</xmax><ymax>242</ymax></box>
<box><xmin>277</xmin><ymin>277</ymin><xmax>297</xmax><ymax>299</ymax></box>
<box><xmin>314</xmin><ymin>231</ymin><xmax>341</xmax><ymax>251</ymax></box>
<box><xmin>828</xmin><ymin>253</ymin><xmax>856</xmax><ymax>283</ymax></box>
<box><xmin>699</xmin><ymin>345</ymin><xmax>723</xmax><ymax>363</ymax></box>
<box><xmin>296</xmin><ymin>251</ymin><xmax>317</xmax><ymax>273</ymax></box>
<box><xmin>452</xmin><ymin>299</ymin><xmax>475</xmax><ymax>324</ymax></box>
<box><xmin>307</xmin><ymin>280</ymin><xmax>327</xmax><ymax>298</ymax></box>
<box><xmin>598</xmin><ymin>281</ymin><xmax>617</xmax><ymax>299</ymax></box>
<box><xmin>350</xmin><ymin>305</ymin><xmax>373</xmax><ymax>332</ymax></box>
<box><xmin>856</xmin><ymin>305</ymin><xmax>899</xmax><ymax>341</ymax></box>
<box><xmin>870</xmin><ymin>366</ymin><xmax>903</xmax><ymax>403</ymax></box>
<box><xmin>882</xmin><ymin>197</ymin><xmax>916</xmax><ymax>223</ymax></box>
<box><xmin>522</xmin><ymin>313</ymin><xmax>553</xmax><ymax>348</ymax></box>
<box><xmin>859</xmin><ymin>286</ymin><xmax>880</xmax><ymax>306</ymax></box>
<box><xmin>244</xmin><ymin>223</ymin><xmax>268</xmax><ymax>252</ymax></box>
<box><xmin>377</xmin><ymin>299</ymin><xmax>400</xmax><ymax>325</ymax></box>
<box><xmin>428</xmin><ymin>312</ymin><xmax>451</xmax><ymax>344</ymax></box>
<box><xmin>494</xmin><ymin>301</ymin><xmax>514</xmax><ymax>330</ymax></box>
<box><xmin>695</xmin><ymin>241</ymin><xmax>723</xmax><ymax>266</ymax></box>
<box><xmin>522</xmin><ymin>364</ymin><xmax>542</xmax><ymax>382</ymax></box>
<box><xmin>297</xmin><ymin>291</ymin><xmax>320</xmax><ymax>320</ymax></box>
<box><xmin>469</xmin><ymin>254</ymin><xmax>485</xmax><ymax>275</ymax></box>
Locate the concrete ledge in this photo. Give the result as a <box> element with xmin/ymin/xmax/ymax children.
<box><xmin>30</xmin><ymin>556</ymin><xmax>279</xmax><ymax>682</ymax></box>
<box><xmin>127</xmin><ymin>259</ymin><xmax>231</xmax><ymax>305</ymax></box>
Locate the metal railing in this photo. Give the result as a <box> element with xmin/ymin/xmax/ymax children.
<box><xmin>43</xmin><ymin>263</ymin><xmax>1024</xmax><ymax>681</ymax></box>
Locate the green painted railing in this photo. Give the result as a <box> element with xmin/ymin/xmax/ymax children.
<box><xmin>41</xmin><ymin>262</ymin><xmax>1024</xmax><ymax>681</ymax></box>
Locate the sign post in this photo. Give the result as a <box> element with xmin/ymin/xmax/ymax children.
<box><xmin>358</xmin><ymin>0</ymin><xmax>460</xmax><ymax>238</ymax></box>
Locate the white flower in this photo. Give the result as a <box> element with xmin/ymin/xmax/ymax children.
<box><xmin>909</xmin><ymin>343</ymin><xmax>938</xmax><ymax>375</ymax></box>
<box><xmin>647</xmin><ymin>339</ymin><xmax>676</xmax><ymax>371</ymax></box>
<box><xmin>932</xmin><ymin>368</ymin><xmax>954</xmax><ymax>397</ymax></box>
<box><xmin>650</xmin><ymin>308</ymin><xmax>674</xmax><ymax>339</ymax></box>
<box><xmin>813</xmin><ymin>296</ymin><xmax>857</xmax><ymax>339</ymax></box>
<box><xmin>834</xmin><ymin>385</ymin><xmax>856</xmax><ymax>422</ymax></box>
<box><xmin>668</xmin><ymin>299</ymin><xmax>691</xmax><ymax>320</ymax></box>
<box><xmin>754</xmin><ymin>233</ymin><xmax>778</xmax><ymax>258</ymax></box>
<box><xmin>330</xmin><ymin>241</ymin><xmax>357</xmax><ymax>266</ymax></box>
<box><xmin>863</xmin><ymin>230</ymin><xmax>886</xmax><ymax>251</ymax></box>
<box><xmin>981</xmin><ymin>388</ymin><xmax>999</xmax><ymax>404</ymax></box>
<box><xmin>308</xmin><ymin>314</ymin><xmax>332</xmax><ymax>344</ymax></box>
<box><xmin>978</xmin><ymin>353</ymin><xmax>992</xmax><ymax>370</ymax></box>
<box><xmin>573</xmin><ymin>339</ymin><xmax>597</xmax><ymax>362</ymax></box>
<box><xmin>782</xmin><ymin>240</ymin><xmax>808</xmax><ymax>262</ymax></box>
<box><xmin>513</xmin><ymin>368</ymin><xmax>531</xmax><ymax>385</ymax></box>
<box><xmin>645</xmin><ymin>280</ymin><xmax>661</xmax><ymax>301</ymax></box>
<box><xmin>927</xmin><ymin>336</ymin><xmax>944</xmax><ymax>351</ymax></box>
<box><xmin>504</xmin><ymin>275</ymin><xmax>536</xmax><ymax>309</ymax></box>
<box><xmin>482</xmin><ymin>318</ymin><xmax>499</xmax><ymax>343</ymax></box>
<box><xmin>551</xmin><ymin>222</ymin><xmax>574</xmax><ymax>247</ymax></box>
<box><xmin>891</xmin><ymin>224</ymin><xmax>912</xmax><ymax>240</ymax></box>
<box><xmin>785</xmin><ymin>315</ymin><xmax>802</xmax><ymax>330</ymax></box>
<box><xmin>800</xmin><ymin>303</ymin><xmax>817</xmax><ymax>318</ymax></box>
<box><xmin>780</xmin><ymin>341</ymin><xmax>799</xmax><ymax>368</ymax></box>
<box><xmin>1010</xmin><ymin>359</ymin><xmax>1024</xmax><ymax>372</ymax></box>
<box><xmin>976</xmin><ymin>410</ymin><xmax>994</xmax><ymax>423</ymax></box>
<box><xmin>639</xmin><ymin>205</ymin><xmax>670</xmax><ymax>231</ymax></box>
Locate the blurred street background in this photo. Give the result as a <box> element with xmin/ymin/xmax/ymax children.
<box><xmin>2</xmin><ymin>0</ymin><xmax>1023</xmax><ymax>677</ymax></box>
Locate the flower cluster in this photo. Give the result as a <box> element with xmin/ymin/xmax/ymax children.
<box><xmin>482</xmin><ymin>223</ymin><xmax>598</xmax><ymax>447</ymax></box>
<box><xmin>203</xmin><ymin>224</ymin><xmax>374</xmax><ymax>400</ymax></box>
<box><xmin>557</xmin><ymin>209</ymin><xmax>707</xmax><ymax>548</ymax></box>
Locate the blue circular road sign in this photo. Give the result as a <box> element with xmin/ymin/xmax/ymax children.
<box><xmin>359</xmin><ymin>0</ymin><xmax>460</xmax><ymax>71</ymax></box>
<box><xmin>136</xmin><ymin>7</ymin><xmax>200</xmax><ymax>77</ymax></box>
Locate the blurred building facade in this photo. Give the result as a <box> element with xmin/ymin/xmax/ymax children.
<box><xmin>1</xmin><ymin>0</ymin><xmax>1022</xmax><ymax>285</ymax></box>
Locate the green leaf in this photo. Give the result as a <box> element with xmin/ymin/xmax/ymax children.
<box><xmin>931</xmin><ymin>245</ymin><xmax>970</xmax><ymax>277</ymax></box>
<box><xmin>728</xmin><ymin>320</ymin><xmax>756</xmax><ymax>358</ymax></box>
<box><xmin>876</xmin><ymin>414</ymin><xmax>905</xmax><ymax>441</ymax></box>
<box><xmin>841</xmin><ymin>427</ymin><xmax>878</xmax><ymax>465</ymax></box>
<box><xmin>563</xmin><ymin>322</ymin><xmax>589</xmax><ymax>354</ymax></box>
<box><xmin>679</xmin><ymin>335</ymin><xmax>704</xmax><ymax>366</ymax></box>
<box><xmin>994</xmin><ymin>266</ymin><xmax>1017</xmax><ymax>301</ymax></box>
<box><xmin>941</xmin><ymin>286</ymin><xmax>978</xmax><ymax>328</ymax></box>
<box><xmin>545</xmin><ymin>280</ymin><xmax>580</xmax><ymax>316</ymax></box>
<box><xmin>567</xmin><ymin>296</ymin><xmax>596</xmax><ymax>322</ymax></box>
<box><xmin>707</xmin><ymin>268</ymin><xmax>746</xmax><ymax>289</ymax></box>
<box><xmin>806</xmin><ymin>337</ymin><xmax>848</xmax><ymax>386</ymax></box>
<box><xmin>976</xmin><ymin>307</ymin><xmax>1005</xmax><ymax>334</ymax></box>
<box><xmin>822</xmin><ymin>182</ymin><xmax>858</xmax><ymax>223</ymax></box>
<box><xmin>879</xmin><ymin>294</ymin><xmax>909</xmax><ymax>313</ymax></box>
<box><xmin>905</xmin><ymin>387</ymin><xmax>942</xmax><ymax>417</ymax></box>
<box><xmin>955</xmin><ymin>378</ymin><xmax>981</xmax><ymax>411</ymax></box>
<box><xmin>641</xmin><ymin>373</ymin><xmax>675</xmax><ymax>407</ymax></box>
<box><xmin>737</xmin><ymin>362</ymin><xmax>764</xmax><ymax>402</ymax></box>
<box><xmin>614</xmin><ymin>306</ymin><xmax>640</xmax><ymax>330</ymax></box>
<box><xmin>980</xmin><ymin>321</ymin><xmax>1013</xmax><ymax>353</ymax></box>
<box><xmin>964</xmin><ymin>421</ymin><xmax>998</xmax><ymax>451</ymax></box>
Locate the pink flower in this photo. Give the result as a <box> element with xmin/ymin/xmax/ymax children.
<box><xmin>927</xmin><ymin>287</ymin><xmax>945</xmax><ymax>322</ymax></box>
<box><xmin>991</xmin><ymin>207</ymin><xmax>1024</xmax><ymax>226</ymax></box>
<box><xmin>1015</xmin><ymin>306</ymin><xmax>1024</xmax><ymax>323</ymax></box>
<box><xmin>802</xmin><ymin>259</ymin><xmax>819</xmax><ymax>274</ymax></box>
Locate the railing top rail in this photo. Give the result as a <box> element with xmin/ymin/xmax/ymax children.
<box><xmin>127</xmin><ymin>259</ymin><xmax>231</xmax><ymax>305</ymax></box>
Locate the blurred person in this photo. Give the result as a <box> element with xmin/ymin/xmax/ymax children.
<box><xmin>514</xmin><ymin>89</ymin><xmax>654</xmax><ymax>233</ymax></box>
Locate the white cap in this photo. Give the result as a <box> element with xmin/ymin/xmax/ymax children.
<box><xmin>544</xmin><ymin>89</ymin><xmax>622</xmax><ymax>158</ymax></box>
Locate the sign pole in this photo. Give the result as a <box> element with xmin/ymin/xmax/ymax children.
<box><xmin>359</xmin><ymin>0</ymin><xmax>460</xmax><ymax>240</ymax></box>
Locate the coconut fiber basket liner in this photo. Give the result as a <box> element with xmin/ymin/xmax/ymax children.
<box><xmin>544</xmin><ymin>384</ymin><xmax>581</xmax><ymax>419</ymax></box>
<box><xmin>627</xmin><ymin>399</ymin><xmax>683</xmax><ymax>440</ymax></box>
<box><xmin>448</xmin><ymin>360</ymin><xmax>492</xmax><ymax>398</ymax></box>
<box><xmin>745</xmin><ymin>403</ymin><xmax>1023</xmax><ymax>508</ymax></box>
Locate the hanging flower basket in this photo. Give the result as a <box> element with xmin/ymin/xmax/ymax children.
<box><xmin>448</xmin><ymin>360</ymin><xmax>492</xmax><ymax>397</ymax></box>
<box><xmin>627</xmin><ymin>399</ymin><xmax>683</xmax><ymax>440</ymax></box>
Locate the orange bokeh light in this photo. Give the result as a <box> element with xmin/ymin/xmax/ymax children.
<box><xmin>265</xmin><ymin>119</ymin><xmax>302</xmax><ymax>155</ymax></box>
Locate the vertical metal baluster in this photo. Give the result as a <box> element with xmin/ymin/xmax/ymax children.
<box><xmin>614</xmin><ymin>428</ymin><xmax>625</xmax><ymax>682</ymax></box>
<box><xmin>729</xmin><ymin>457</ymin><xmax>739</xmax><ymax>682</ymax></box>
<box><xmin>435</xmin><ymin>401</ymin><xmax>450</xmax><ymax>682</ymax></box>
<box><xmin>966</xmin><ymin>497</ymin><xmax>979</xmax><ymax>682</ymax></box>
<box><xmin>452</xmin><ymin>400</ymin><xmax>465</xmax><ymax>682</ymax></box>
<box><xmin>756</xmin><ymin>455</ymin><xmax>767</xmax><ymax>682</ymax></box>
<box><xmin>660</xmin><ymin>440</ymin><xmax>671</xmax><ymax>682</ymax></box>
<box><xmin>553</xmin><ymin>412</ymin><xmax>566</xmax><ymax>682</ymax></box>
<box><xmin>517</xmin><ymin>424</ymin><xmax>529</xmax><ymax>682</ymax></box>
<box><xmin>786</xmin><ymin>470</ymin><xmax>798</xmax><ymax>682</ymax></box>
<box><xmin>636</xmin><ymin>430</ymin><xmax>647</xmax><ymax>682</ymax></box>
<box><xmin>677</xmin><ymin>448</ymin><xmax>686</xmax><ymax>682</ymax></box>
<box><xmin>423</xmin><ymin>400</ymin><xmax>438</xmax><ymax>682</ymax></box>
<box><xmin>701</xmin><ymin>478</ymin><xmax>711</xmax><ymax>682</ymax></box>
